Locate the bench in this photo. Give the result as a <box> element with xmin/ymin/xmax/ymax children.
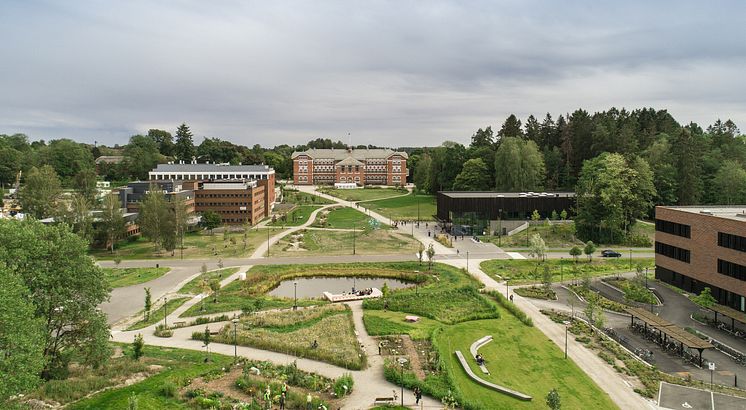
<box><xmin>469</xmin><ymin>335</ymin><xmax>493</xmax><ymax>374</ymax></box>
<box><xmin>454</xmin><ymin>351</ymin><xmax>532</xmax><ymax>401</ymax></box>
<box><xmin>373</xmin><ymin>397</ymin><xmax>395</xmax><ymax>405</ymax></box>
<box><xmin>173</xmin><ymin>321</ymin><xmax>186</xmax><ymax>327</ymax></box>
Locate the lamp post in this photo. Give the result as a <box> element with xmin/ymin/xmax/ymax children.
<box><xmin>163</xmin><ymin>296</ymin><xmax>168</xmax><ymax>328</ymax></box>
<box><xmin>560</xmin><ymin>257</ymin><xmax>564</xmax><ymax>283</ymax></box>
<box><xmin>293</xmin><ymin>281</ymin><xmax>298</xmax><ymax>311</ymax></box>
<box><xmin>466</xmin><ymin>251</ymin><xmax>469</xmax><ymax>273</ymax></box>
<box><xmin>506</xmin><ymin>279</ymin><xmax>509</xmax><ymax>298</ymax></box>
<box><xmin>498</xmin><ymin>208</ymin><xmax>502</xmax><ymax>247</ymax></box>
<box><xmin>417</xmin><ymin>196</ymin><xmax>420</xmax><ymax>225</ymax></box>
<box><xmin>564</xmin><ymin>320</ymin><xmax>571</xmax><ymax>359</ymax></box>
<box><xmin>232</xmin><ymin>317</ymin><xmax>239</xmax><ymax>363</ymax></box>
<box><xmin>526</xmin><ymin>216</ymin><xmax>530</xmax><ymax>247</ymax></box>
<box><xmin>629</xmin><ymin>248</ymin><xmax>633</xmax><ymax>270</ymax></box>
<box><xmin>397</xmin><ymin>357</ymin><xmax>408</xmax><ymax>406</ymax></box>
<box><xmin>352</xmin><ymin>223</ymin><xmax>356</xmax><ymax>255</ymax></box>
<box><xmin>267</xmin><ymin>227</ymin><xmax>271</xmax><ymax>257</ymax></box>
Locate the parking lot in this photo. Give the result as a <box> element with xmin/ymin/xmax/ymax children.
<box><xmin>658</xmin><ymin>382</ymin><xmax>746</xmax><ymax>409</ymax></box>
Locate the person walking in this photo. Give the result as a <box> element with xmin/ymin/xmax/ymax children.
<box><xmin>378</xmin><ymin>341</ymin><xmax>383</xmax><ymax>355</ymax></box>
<box><xmin>306</xmin><ymin>393</ymin><xmax>313</xmax><ymax>410</ymax></box>
<box><xmin>279</xmin><ymin>392</ymin><xmax>286</xmax><ymax>410</ymax></box>
<box><xmin>414</xmin><ymin>387</ymin><xmax>422</xmax><ymax>405</ymax></box>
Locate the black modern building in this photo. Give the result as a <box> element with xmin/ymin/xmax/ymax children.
<box><xmin>436</xmin><ymin>191</ymin><xmax>576</xmax><ymax>234</ymax></box>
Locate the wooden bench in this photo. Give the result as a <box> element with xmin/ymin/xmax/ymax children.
<box><xmin>173</xmin><ymin>321</ymin><xmax>186</xmax><ymax>327</ymax></box>
<box><xmin>373</xmin><ymin>397</ymin><xmax>395</xmax><ymax>405</ymax></box>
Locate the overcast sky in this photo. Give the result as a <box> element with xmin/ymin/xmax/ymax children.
<box><xmin>1</xmin><ymin>1</ymin><xmax>745</xmax><ymax>148</ymax></box>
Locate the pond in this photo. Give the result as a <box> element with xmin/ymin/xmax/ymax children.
<box><xmin>268</xmin><ymin>277</ymin><xmax>411</xmax><ymax>299</ymax></box>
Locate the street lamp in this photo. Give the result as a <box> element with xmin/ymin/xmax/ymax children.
<box><xmin>267</xmin><ymin>227</ymin><xmax>271</xmax><ymax>257</ymax></box>
<box><xmin>466</xmin><ymin>251</ymin><xmax>469</xmax><ymax>273</ymax></box>
<box><xmin>232</xmin><ymin>317</ymin><xmax>239</xmax><ymax>363</ymax></box>
<box><xmin>397</xmin><ymin>357</ymin><xmax>408</xmax><ymax>406</ymax></box>
<box><xmin>526</xmin><ymin>216</ymin><xmax>530</xmax><ymax>247</ymax></box>
<box><xmin>498</xmin><ymin>208</ymin><xmax>502</xmax><ymax>247</ymax></box>
<box><xmin>506</xmin><ymin>279</ymin><xmax>509</xmax><ymax>298</ymax></box>
<box><xmin>163</xmin><ymin>296</ymin><xmax>168</xmax><ymax>328</ymax></box>
<box><xmin>560</xmin><ymin>257</ymin><xmax>564</xmax><ymax>283</ymax></box>
<box><xmin>293</xmin><ymin>281</ymin><xmax>298</xmax><ymax>311</ymax></box>
<box><xmin>352</xmin><ymin>223</ymin><xmax>356</xmax><ymax>255</ymax></box>
<box><xmin>563</xmin><ymin>320</ymin><xmax>571</xmax><ymax>359</ymax></box>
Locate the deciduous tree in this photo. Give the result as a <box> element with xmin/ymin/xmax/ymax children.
<box><xmin>494</xmin><ymin>137</ymin><xmax>545</xmax><ymax>191</ymax></box>
<box><xmin>453</xmin><ymin>158</ymin><xmax>490</xmax><ymax>191</ymax></box>
<box><xmin>18</xmin><ymin>165</ymin><xmax>62</xmax><ymax>219</ymax></box>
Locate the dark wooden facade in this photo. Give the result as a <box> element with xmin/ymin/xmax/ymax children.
<box><xmin>436</xmin><ymin>192</ymin><xmax>576</xmax><ymax>221</ymax></box>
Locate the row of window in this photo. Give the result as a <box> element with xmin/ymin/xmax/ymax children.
<box><xmin>718</xmin><ymin>259</ymin><xmax>746</xmax><ymax>281</ymax></box>
<box><xmin>655</xmin><ymin>219</ymin><xmax>691</xmax><ymax>238</ymax></box>
<box><xmin>197</xmin><ymin>193</ymin><xmax>253</xmax><ymax>198</ymax></box>
<box><xmin>719</xmin><ymin>232</ymin><xmax>746</xmax><ymax>253</ymax></box>
<box><xmin>198</xmin><ymin>202</ymin><xmax>252</xmax><ymax>207</ymax></box>
<box><xmin>655</xmin><ymin>241</ymin><xmax>691</xmax><ymax>263</ymax></box>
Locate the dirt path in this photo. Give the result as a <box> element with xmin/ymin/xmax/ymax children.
<box><xmin>401</xmin><ymin>335</ymin><xmax>426</xmax><ymax>380</ymax></box>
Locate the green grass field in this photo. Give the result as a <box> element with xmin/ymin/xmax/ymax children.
<box><xmin>312</xmin><ymin>206</ymin><xmax>384</xmax><ymax>229</ymax></box>
<box><xmin>268</xmin><ymin>205</ymin><xmax>321</xmax><ymax>226</ymax></box>
<box><xmin>178</xmin><ymin>267</ymin><xmax>240</xmax><ymax>295</ymax></box>
<box><xmin>103</xmin><ymin>267</ymin><xmax>170</xmax><ymax>288</ymax></box>
<box><xmin>268</xmin><ymin>228</ymin><xmax>418</xmax><ymax>257</ymax></box>
<box><xmin>363</xmin><ymin>310</ymin><xmax>443</xmax><ymax>339</ymax></box>
<box><xmin>320</xmin><ymin>187</ymin><xmax>408</xmax><ymax>202</ymax></box>
<box><xmin>480</xmin><ymin>257</ymin><xmax>655</xmax><ymax>285</ymax></box>
<box><xmin>483</xmin><ymin>221</ymin><xmax>654</xmax><ymax>249</ymax></box>
<box><xmin>283</xmin><ymin>189</ymin><xmax>335</xmax><ymax>204</ymax></box>
<box><xmin>435</xmin><ymin>314</ymin><xmax>618</xmax><ymax>409</ymax></box>
<box><xmin>363</xmin><ymin>193</ymin><xmax>436</xmax><ymax>221</ymax></box>
<box><xmin>91</xmin><ymin>228</ymin><xmax>279</xmax><ymax>260</ymax></box>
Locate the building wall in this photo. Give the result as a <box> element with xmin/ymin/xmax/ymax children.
<box><xmin>193</xmin><ymin>185</ymin><xmax>266</xmax><ymax>225</ymax></box>
<box><xmin>436</xmin><ymin>193</ymin><xmax>576</xmax><ymax>221</ymax></box>
<box><xmin>655</xmin><ymin>207</ymin><xmax>746</xmax><ymax>311</ymax></box>
<box><xmin>292</xmin><ymin>152</ymin><xmax>408</xmax><ymax>186</ymax></box>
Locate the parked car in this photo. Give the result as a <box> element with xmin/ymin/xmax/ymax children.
<box><xmin>601</xmin><ymin>249</ymin><xmax>622</xmax><ymax>258</ymax></box>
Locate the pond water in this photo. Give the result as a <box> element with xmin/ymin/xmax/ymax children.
<box><xmin>267</xmin><ymin>277</ymin><xmax>411</xmax><ymax>299</ymax></box>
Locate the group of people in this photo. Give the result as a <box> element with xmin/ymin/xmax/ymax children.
<box><xmin>264</xmin><ymin>383</ymin><xmax>326</xmax><ymax>410</ymax></box>
<box><xmin>350</xmin><ymin>287</ymin><xmax>374</xmax><ymax>296</ymax></box>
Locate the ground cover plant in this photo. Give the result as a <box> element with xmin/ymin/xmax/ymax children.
<box><xmin>208</xmin><ymin>304</ymin><xmax>366</xmax><ymax>370</ymax></box>
<box><xmin>312</xmin><ymin>206</ymin><xmax>383</xmax><ymax>229</ymax></box>
<box><xmin>283</xmin><ymin>189</ymin><xmax>334</xmax><ymax>204</ymax></box>
<box><xmin>268</xmin><ymin>205</ymin><xmax>321</xmax><ymax>226</ymax></box>
<box><xmin>103</xmin><ymin>267</ymin><xmax>170</xmax><ymax>288</ymax></box>
<box><xmin>480</xmin><ymin>257</ymin><xmax>654</xmax><ymax>285</ymax></box>
<box><xmin>268</xmin><ymin>228</ymin><xmax>418</xmax><ymax>257</ymax></box>
<box><xmin>568</xmin><ymin>285</ymin><xmax>628</xmax><ymax>313</ymax></box>
<box><xmin>513</xmin><ymin>286</ymin><xmax>557</xmax><ymax>300</ymax></box>
<box><xmin>319</xmin><ymin>187</ymin><xmax>407</xmax><ymax>202</ymax></box>
<box><xmin>179</xmin><ymin>267</ymin><xmax>240</xmax><ymax>295</ymax></box>
<box><xmin>482</xmin><ymin>220</ymin><xmax>654</xmax><ymax>249</ymax></box>
<box><xmin>127</xmin><ymin>297</ymin><xmax>190</xmax><ymax>330</ymax></box>
<box><xmin>91</xmin><ymin>228</ymin><xmax>276</xmax><ymax>260</ymax></box>
<box><xmin>363</xmin><ymin>310</ymin><xmax>443</xmax><ymax>339</ymax></box>
<box><xmin>52</xmin><ymin>344</ymin><xmax>233</xmax><ymax>409</ymax></box>
<box><xmin>363</xmin><ymin>192</ymin><xmax>437</xmax><ymax>221</ymax></box>
<box><xmin>605</xmin><ymin>277</ymin><xmax>657</xmax><ymax>305</ymax></box>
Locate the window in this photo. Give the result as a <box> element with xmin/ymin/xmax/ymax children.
<box><xmin>655</xmin><ymin>241</ymin><xmax>690</xmax><ymax>263</ymax></box>
<box><xmin>655</xmin><ymin>219</ymin><xmax>690</xmax><ymax>238</ymax></box>
<box><xmin>719</xmin><ymin>232</ymin><xmax>746</xmax><ymax>252</ymax></box>
<box><xmin>718</xmin><ymin>259</ymin><xmax>746</xmax><ymax>281</ymax></box>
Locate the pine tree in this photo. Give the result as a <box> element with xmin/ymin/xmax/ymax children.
<box><xmin>174</xmin><ymin>123</ymin><xmax>196</xmax><ymax>162</ymax></box>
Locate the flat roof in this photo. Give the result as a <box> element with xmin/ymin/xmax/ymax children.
<box><xmin>659</xmin><ymin>206</ymin><xmax>746</xmax><ymax>222</ymax></box>
<box><xmin>626</xmin><ymin>307</ymin><xmax>713</xmax><ymax>350</ymax></box>
<box><xmin>439</xmin><ymin>191</ymin><xmax>575</xmax><ymax>199</ymax></box>
<box><xmin>152</xmin><ymin>163</ymin><xmax>273</xmax><ymax>173</ymax></box>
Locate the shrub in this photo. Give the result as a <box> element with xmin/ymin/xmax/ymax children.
<box><xmin>486</xmin><ymin>290</ymin><xmax>533</xmax><ymax>326</ymax></box>
<box><xmin>514</xmin><ymin>286</ymin><xmax>556</xmax><ymax>300</ymax></box>
<box><xmin>333</xmin><ymin>373</ymin><xmax>354</xmax><ymax>397</ymax></box>
<box><xmin>159</xmin><ymin>380</ymin><xmax>178</xmax><ymax>397</ymax></box>
<box><xmin>154</xmin><ymin>324</ymin><xmax>173</xmax><ymax>338</ymax></box>
<box><xmin>625</xmin><ymin>233</ymin><xmax>652</xmax><ymax>247</ymax></box>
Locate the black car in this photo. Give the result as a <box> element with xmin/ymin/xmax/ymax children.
<box><xmin>601</xmin><ymin>249</ymin><xmax>622</xmax><ymax>258</ymax></box>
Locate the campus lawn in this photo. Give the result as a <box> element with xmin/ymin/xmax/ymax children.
<box><xmin>65</xmin><ymin>344</ymin><xmax>233</xmax><ymax>410</ymax></box>
<box><xmin>283</xmin><ymin>189</ymin><xmax>334</xmax><ymax>205</ymax></box>
<box><xmin>90</xmin><ymin>228</ymin><xmax>278</xmax><ymax>260</ymax></box>
<box><xmin>363</xmin><ymin>192</ymin><xmax>437</xmax><ymax>221</ymax></box>
<box><xmin>482</xmin><ymin>221</ymin><xmax>580</xmax><ymax>248</ymax></box>
<box><xmin>434</xmin><ymin>314</ymin><xmax>618</xmax><ymax>410</ymax></box>
<box><xmin>103</xmin><ymin>267</ymin><xmax>170</xmax><ymax>288</ymax></box>
<box><xmin>210</xmin><ymin>304</ymin><xmax>366</xmax><ymax>370</ymax></box>
<box><xmin>127</xmin><ymin>297</ymin><xmax>190</xmax><ymax>330</ymax></box>
<box><xmin>319</xmin><ymin>187</ymin><xmax>407</xmax><ymax>202</ymax></box>
<box><xmin>179</xmin><ymin>267</ymin><xmax>240</xmax><ymax>295</ymax></box>
<box><xmin>363</xmin><ymin>310</ymin><xmax>443</xmax><ymax>339</ymax></box>
<box><xmin>312</xmin><ymin>206</ymin><xmax>385</xmax><ymax>229</ymax></box>
<box><xmin>268</xmin><ymin>228</ymin><xmax>418</xmax><ymax>257</ymax></box>
<box><xmin>480</xmin><ymin>257</ymin><xmax>655</xmax><ymax>285</ymax></box>
<box><xmin>268</xmin><ymin>205</ymin><xmax>321</xmax><ymax>226</ymax></box>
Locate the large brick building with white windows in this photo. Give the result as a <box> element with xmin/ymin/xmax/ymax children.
<box><xmin>291</xmin><ymin>148</ymin><xmax>408</xmax><ymax>186</ymax></box>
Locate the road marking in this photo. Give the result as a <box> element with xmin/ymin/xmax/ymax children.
<box><xmin>506</xmin><ymin>252</ymin><xmax>526</xmax><ymax>260</ymax></box>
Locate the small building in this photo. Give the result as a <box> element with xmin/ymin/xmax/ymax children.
<box><xmin>655</xmin><ymin>206</ymin><xmax>746</xmax><ymax>311</ymax></box>
<box><xmin>436</xmin><ymin>191</ymin><xmax>576</xmax><ymax>235</ymax></box>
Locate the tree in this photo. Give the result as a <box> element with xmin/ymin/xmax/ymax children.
<box><xmin>583</xmin><ymin>241</ymin><xmax>596</xmax><ymax>261</ymax></box>
<box><xmin>560</xmin><ymin>209</ymin><xmax>568</xmax><ymax>220</ymax></box>
<box><xmin>584</xmin><ymin>293</ymin><xmax>600</xmax><ymax>330</ymax></box>
<box><xmin>417</xmin><ymin>243</ymin><xmax>425</xmax><ymax>266</ymax></box>
<box><xmin>497</xmin><ymin>114</ymin><xmax>523</xmax><ymax>140</ymax></box>
<box><xmin>528</xmin><ymin>233</ymin><xmax>547</xmax><ymax>277</ymax></box>
<box><xmin>531</xmin><ymin>209</ymin><xmax>541</xmax><ymax>223</ymax></box>
<box><xmin>692</xmin><ymin>287</ymin><xmax>717</xmax><ymax>308</ymax></box>
<box><xmin>144</xmin><ymin>288</ymin><xmax>152</xmax><ymax>321</ymax></box>
<box><xmin>203</xmin><ymin>326</ymin><xmax>211</xmax><ymax>361</ymax></box>
<box><xmin>453</xmin><ymin>158</ymin><xmax>491</xmax><ymax>191</ymax></box>
<box><xmin>174</xmin><ymin>123</ymin><xmax>196</xmax><ymax>162</ymax></box>
<box><xmin>551</xmin><ymin>210</ymin><xmax>559</xmax><ymax>220</ymax></box>
<box><xmin>98</xmin><ymin>193</ymin><xmax>126</xmax><ymax>253</ymax></box>
<box><xmin>0</xmin><ymin>220</ymin><xmax>111</xmax><ymax>379</ymax></box>
<box><xmin>139</xmin><ymin>185</ymin><xmax>171</xmax><ymax>251</ymax></box>
<box><xmin>0</xmin><ymin>263</ymin><xmax>45</xmax><ymax>402</ymax></box>
<box><xmin>200</xmin><ymin>210</ymin><xmax>222</xmax><ymax>234</ymax></box>
<box><xmin>541</xmin><ymin>265</ymin><xmax>553</xmax><ymax>290</ymax></box>
<box><xmin>712</xmin><ymin>160</ymin><xmax>746</xmax><ymax>204</ymax></box>
<box><xmin>546</xmin><ymin>388</ymin><xmax>561</xmax><ymax>410</ymax></box>
<box><xmin>209</xmin><ymin>279</ymin><xmax>221</xmax><ymax>302</ymax></box>
<box><xmin>45</xmin><ymin>139</ymin><xmax>95</xmax><ymax>182</ymax></box>
<box><xmin>57</xmin><ymin>193</ymin><xmax>95</xmax><ymax>242</ymax></box>
<box><xmin>73</xmin><ymin>167</ymin><xmax>98</xmax><ymax>203</ymax></box>
<box><xmin>132</xmin><ymin>334</ymin><xmax>144</xmax><ymax>361</ymax></box>
<box><xmin>123</xmin><ymin>135</ymin><xmax>162</xmax><ymax>180</ymax></box>
<box><xmin>147</xmin><ymin>129</ymin><xmax>174</xmax><ymax>156</ymax></box>
<box><xmin>18</xmin><ymin>165</ymin><xmax>62</xmax><ymax>219</ymax></box>
<box><xmin>494</xmin><ymin>137</ymin><xmax>545</xmax><ymax>191</ymax></box>
<box><xmin>569</xmin><ymin>246</ymin><xmax>582</xmax><ymax>262</ymax></box>
<box><xmin>381</xmin><ymin>282</ymin><xmax>390</xmax><ymax>302</ymax></box>
<box><xmin>426</xmin><ymin>243</ymin><xmax>435</xmax><ymax>270</ymax></box>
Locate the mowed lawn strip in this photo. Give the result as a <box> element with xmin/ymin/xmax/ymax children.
<box><xmin>268</xmin><ymin>205</ymin><xmax>321</xmax><ymax>227</ymax></box>
<box><xmin>269</xmin><ymin>229</ymin><xmax>418</xmax><ymax>257</ymax></box>
<box><xmin>435</xmin><ymin>314</ymin><xmax>618</xmax><ymax>410</ymax></box>
<box><xmin>480</xmin><ymin>257</ymin><xmax>655</xmax><ymax>285</ymax></box>
<box><xmin>321</xmin><ymin>188</ymin><xmax>408</xmax><ymax>202</ymax></box>
<box><xmin>363</xmin><ymin>310</ymin><xmax>443</xmax><ymax>340</ymax></box>
<box><xmin>364</xmin><ymin>193</ymin><xmax>436</xmax><ymax>221</ymax></box>
<box><xmin>103</xmin><ymin>267</ymin><xmax>170</xmax><ymax>288</ymax></box>
<box><xmin>314</xmin><ymin>206</ymin><xmax>384</xmax><ymax>229</ymax></box>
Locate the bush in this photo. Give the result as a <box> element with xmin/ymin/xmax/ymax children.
<box><xmin>514</xmin><ymin>286</ymin><xmax>556</xmax><ymax>300</ymax></box>
<box><xmin>333</xmin><ymin>373</ymin><xmax>354</xmax><ymax>397</ymax></box>
<box><xmin>486</xmin><ymin>290</ymin><xmax>533</xmax><ymax>326</ymax></box>
<box><xmin>159</xmin><ymin>380</ymin><xmax>178</xmax><ymax>397</ymax></box>
<box><xmin>154</xmin><ymin>324</ymin><xmax>173</xmax><ymax>338</ymax></box>
<box><xmin>625</xmin><ymin>233</ymin><xmax>652</xmax><ymax>247</ymax></box>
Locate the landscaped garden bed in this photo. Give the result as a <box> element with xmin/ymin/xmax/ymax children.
<box><xmin>513</xmin><ymin>286</ymin><xmax>557</xmax><ymax>300</ymax></box>
<box><xmin>103</xmin><ymin>267</ymin><xmax>170</xmax><ymax>288</ymax></box>
<box><xmin>480</xmin><ymin>257</ymin><xmax>654</xmax><ymax>285</ymax></box>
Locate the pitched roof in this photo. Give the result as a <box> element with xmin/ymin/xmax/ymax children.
<box><xmin>150</xmin><ymin>163</ymin><xmax>274</xmax><ymax>173</ymax></box>
<box><xmin>291</xmin><ymin>148</ymin><xmax>408</xmax><ymax>160</ymax></box>
<box><xmin>336</xmin><ymin>156</ymin><xmax>365</xmax><ymax>166</ymax></box>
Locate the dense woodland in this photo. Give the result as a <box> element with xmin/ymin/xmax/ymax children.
<box><xmin>2</xmin><ymin>108</ymin><xmax>745</xmax><ymax>243</ymax></box>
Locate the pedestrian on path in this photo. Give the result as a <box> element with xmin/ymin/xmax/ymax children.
<box><xmin>279</xmin><ymin>392</ymin><xmax>286</xmax><ymax>410</ymax></box>
<box><xmin>379</xmin><ymin>341</ymin><xmax>383</xmax><ymax>355</ymax></box>
<box><xmin>414</xmin><ymin>387</ymin><xmax>422</xmax><ymax>405</ymax></box>
<box><xmin>306</xmin><ymin>393</ymin><xmax>313</xmax><ymax>410</ymax></box>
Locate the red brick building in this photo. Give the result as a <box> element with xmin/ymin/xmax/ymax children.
<box><xmin>291</xmin><ymin>148</ymin><xmax>408</xmax><ymax>186</ymax></box>
<box><xmin>655</xmin><ymin>206</ymin><xmax>746</xmax><ymax>311</ymax></box>
<box><xmin>188</xmin><ymin>180</ymin><xmax>267</xmax><ymax>225</ymax></box>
